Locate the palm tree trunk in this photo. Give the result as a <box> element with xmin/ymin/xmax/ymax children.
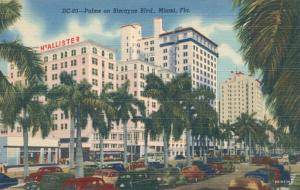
<box><xmin>69</xmin><ymin>113</ymin><xmax>75</xmax><ymax>169</ymax></box>
<box><xmin>186</xmin><ymin>128</ymin><xmax>192</xmax><ymax>166</ymax></box>
<box><xmin>163</xmin><ymin>127</ymin><xmax>168</xmax><ymax>168</ymax></box>
<box><xmin>123</xmin><ymin>121</ymin><xmax>128</xmax><ymax>167</ymax></box>
<box><xmin>75</xmin><ymin>125</ymin><xmax>84</xmax><ymax>178</ymax></box>
<box><xmin>191</xmin><ymin>136</ymin><xmax>195</xmax><ymax>158</ymax></box>
<box><xmin>22</xmin><ymin>125</ymin><xmax>29</xmax><ymax>177</ymax></box>
<box><xmin>249</xmin><ymin>133</ymin><xmax>251</xmax><ymax>159</ymax></box>
<box><xmin>228</xmin><ymin>139</ymin><xmax>230</xmax><ymax>156</ymax></box>
<box><xmin>99</xmin><ymin>133</ymin><xmax>104</xmax><ymax>165</ymax></box>
<box><xmin>144</xmin><ymin>130</ymin><xmax>148</xmax><ymax>167</ymax></box>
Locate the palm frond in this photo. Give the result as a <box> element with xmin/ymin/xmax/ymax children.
<box><xmin>0</xmin><ymin>0</ymin><xmax>21</xmax><ymax>33</ymax></box>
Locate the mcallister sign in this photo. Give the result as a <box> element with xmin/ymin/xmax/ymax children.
<box><xmin>40</xmin><ymin>36</ymin><xmax>80</xmax><ymax>52</ymax></box>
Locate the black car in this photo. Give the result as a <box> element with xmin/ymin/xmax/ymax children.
<box><xmin>0</xmin><ymin>173</ymin><xmax>18</xmax><ymax>189</ymax></box>
<box><xmin>116</xmin><ymin>171</ymin><xmax>160</xmax><ymax>190</ymax></box>
<box><xmin>175</xmin><ymin>155</ymin><xmax>185</xmax><ymax>160</ymax></box>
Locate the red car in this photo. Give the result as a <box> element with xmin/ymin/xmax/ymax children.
<box><xmin>61</xmin><ymin>177</ymin><xmax>117</xmax><ymax>190</ymax></box>
<box><xmin>24</xmin><ymin>166</ymin><xmax>63</xmax><ymax>183</ymax></box>
<box><xmin>181</xmin><ymin>165</ymin><xmax>205</xmax><ymax>182</ymax></box>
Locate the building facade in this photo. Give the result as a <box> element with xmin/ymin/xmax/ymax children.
<box><xmin>220</xmin><ymin>72</ymin><xmax>266</xmax><ymax>124</ymax></box>
<box><xmin>1</xmin><ymin>17</ymin><xmax>219</xmax><ymax>162</ymax></box>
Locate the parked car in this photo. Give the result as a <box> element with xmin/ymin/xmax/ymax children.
<box><xmin>224</xmin><ymin>155</ymin><xmax>241</xmax><ymax>163</ymax></box>
<box><xmin>61</xmin><ymin>177</ymin><xmax>117</xmax><ymax>190</ymax></box>
<box><xmin>192</xmin><ymin>160</ymin><xmax>216</xmax><ymax>177</ymax></box>
<box><xmin>175</xmin><ymin>155</ymin><xmax>185</xmax><ymax>160</ymax></box>
<box><xmin>116</xmin><ymin>171</ymin><xmax>160</xmax><ymax>190</ymax></box>
<box><xmin>127</xmin><ymin>161</ymin><xmax>145</xmax><ymax>171</ymax></box>
<box><xmin>149</xmin><ymin>167</ymin><xmax>187</xmax><ymax>187</ymax></box>
<box><xmin>181</xmin><ymin>165</ymin><xmax>205</xmax><ymax>182</ymax></box>
<box><xmin>270</xmin><ymin>163</ymin><xmax>291</xmax><ymax>185</ymax></box>
<box><xmin>277</xmin><ymin>154</ymin><xmax>289</xmax><ymax>165</ymax></box>
<box><xmin>245</xmin><ymin>171</ymin><xmax>276</xmax><ymax>189</ymax></box>
<box><xmin>38</xmin><ymin>172</ymin><xmax>74</xmax><ymax>190</ymax></box>
<box><xmin>228</xmin><ymin>177</ymin><xmax>271</xmax><ymax>190</ymax></box>
<box><xmin>101</xmin><ymin>163</ymin><xmax>126</xmax><ymax>173</ymax></box>
<box><xmin>69</xmin><ymin>165</ymin><xmax>98</xmax><ymax>177</ymax></box>
<box><xmin>0</xmin><ymin>173</ymin><xmax>18</xmax><ymax>189</ymax></box>
<box><xmin>289</xmin><ymin>155</ymin><xmax>297</xmax><ymax>164</ymax></box>
<box><xmin>25</xmin><ymin>166</ymin><xmax>64</xmax><ymax>189</ymax></box>
<box><xmin>208</xmin><ymin>162</ymin><xmax>224</xmax><ymax>174</ymax></box>
<box><xmin>93</xmin><ymin>169</ymin><xmax>119</xmax><ymax>185</ymax></box>
<box><xmin>148</xmin><ymin>161</ymin><xmax>164</xmax><ymax>169</ymax></box>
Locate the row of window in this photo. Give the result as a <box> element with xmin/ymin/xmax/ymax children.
<box><xmin>43</xmin><ymin>47</ymin><xmax>114</xmax><ymax>62</ymax></box>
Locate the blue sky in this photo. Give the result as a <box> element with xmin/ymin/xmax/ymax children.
<box><xmin>1</xmin><ymin>0</ymin><xmax>248</xmax><ymax>83</ymax></box>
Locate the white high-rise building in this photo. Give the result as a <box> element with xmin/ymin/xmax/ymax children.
<box><xmin>220</xmin><ymin>72</ymin><xmax>266</xmax><ymax>123</ymax></box>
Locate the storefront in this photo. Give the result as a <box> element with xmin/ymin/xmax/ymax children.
<box><xmin>0</xmin><ymin>137</ymin><xmax>59</xmax><ymax>166</ymax></box>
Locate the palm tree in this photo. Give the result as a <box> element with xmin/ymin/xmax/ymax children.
<box><xmin>234</xmin><ymin>113</ymin><xmax>258</xmax><ymax>160</ymax></box>
<box><xmin>144</xmin><ymin>74</ymin><xmax>187</xmax><ymax>168</ymax></box>
<box><xmin>0</xmin><ymin>82</ymin><xmax>52</xmax><ymax>177</ymax></box>
<box><xmin>47</xmin><ymin>72</ymin><xmax>78</xmax><ymax>170</ymax></box>
<box><xmin>0</xmin><ymin>0</ymin><xmax>44</xmax><ymax>100</ymax></box>
<box><xmin>90</xmin><ymin>84</ymin><xmax>115</xmax><ymax>166</ymax></box>
<box><xmin>132</xmin><ymin>113</ymin><xmax>155</xmax><ymax>167</ymax></box>
<box><xmin>233</xmin><ymin>0</ymin><xmax>300</xmax><ymax>130</ymax></box>
<box><xmin>220</xmin><ymin>121</ymin><xmax>234</xmax><ymax>156</ymax></box>
<box><xmin>110</xmin><ymin>81</ymin><xmax>145</xmax><ymax>167</ymax></box>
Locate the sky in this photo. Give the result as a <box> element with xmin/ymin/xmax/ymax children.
<box><xmin>1</xmin><ymin>0</ymin><xmax>248</xmax><ymax>84</ymax></box>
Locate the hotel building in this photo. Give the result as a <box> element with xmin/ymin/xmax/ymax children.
<box><xmin>1</xmin><ymin>17</ymin><xmax>219</xmax><ymax>164</ymax></box>
<box><xmin>220</xmin><ymin>72</ymin><xmax>266</xmax><ymax>124</ymax></box>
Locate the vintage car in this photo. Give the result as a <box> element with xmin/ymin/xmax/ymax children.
<box><xmin>224</xmin><ymin>155</ymin><xmax>241</xmax><ymax>163</ymax></box>
<box><xmin>61</xmin><ymin>177</ymin><xmax>117</xmax><ymax>190</ymax></box>
<box><xmin>149</xmin><ymin>167</ymin><xmax>187</xmax><ymax>187</ymax></box>
<box><xmin>148</xmin><ymin>161</ymin><xmax>164</xmax><ymax>169</ymax></box>
<box><xmin>175</xmin><ymin>155</ymin><xmax>186</xmax><ymax>160</ymax></box>
<box><xmin>37</xmin><ymin>172</ymin><xmax>74</xmax><ymax>190</ymax></box>
<box><xmin>24</xmin><ymin>166</ymin><xmax>64</xmax><ymax>189</ymax></box>
<box><xmin>270</xmin><ymin>164</ymin><xmax>291</xmax><ymax>185</ymax></box>
<box><xmin>245</xmin><ymin>171</ymin><xmax>275</xmax><ymax>190</ymax></box>
<box><xmin>251</xmin><ymin>156</ymin><xmax>277</xmax><ymax>165</ymax></box>
<box><xmin>116</xmin><ymin>171</ymin><xmax>160</xmax><ymax>190</ymax></box>
<box><xmin>208</xmin><ymin>162</ymin><xmax>224</xmax><ymax>174</ymax></box>
<box><xmin>192</xmin><ymin>160</ymin><xmax>216</xmax><ymax>176</ymax></box>
<box><xmin>0</xmin><ymin>173</ymin><xmax>18</xmax><ymax>189</ymax></box>
<box><xmin>181</xmin><ymin>165</ymin><xmax>205</xmax><ymax>182</ymax></box>
<box><xmin>127</xmin><ymin>161</ymin><xmax>146</xmax><ymax>171</ymax></box>
<box><xmin>228</xmin><ymin>177</ymin><xmax>271</xmax><ymax>190</ymax></box>
<box><xmin>93</xmin><ymin>169</ymin><xmax>119</xmax><ymax>185</ymax></box>
<box><xmin>101</xmin><ymin>163</ymin><xmax>126</xmax><ymax>173</ymax></box>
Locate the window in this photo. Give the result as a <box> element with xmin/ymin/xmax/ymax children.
<box><xmin>61</xmin><ymin>52</ymin><xmax>64</xmax><ymax>58</ymax></box>
<box><xmin>92</xmin><ymin>79</ymin><xmax>98</xmax><ymax>86</ymax></box>
<box><xmin>82</xmin><ymin>57</ymin><xmax>85</xmax><ymax>64</ymax></box>
<box><xmin>163</xmin><ymin>62</ymin><xmax>168</xmax><ymax>67</ymax></box>
<box><xmin>109</xmin><ymin>63</ymin><xmax>114</xmax><ymax>70</ymax></box>
<box><xmin>183</xmin><ymin>45</ymin><xmax>188</xmax><ymax>49</ymax></box>
<box><xmin>101</xmin><ymin>50</ymin><xmax>105</xmax><ymax>57</ymax></box>
<box><xmin>92</xmin><ymin>68</ymin><xmax>98</xmax><ymax>75</ymax></box>
<box><xmin>81</xmin><ymin>47</ymin><xmax>86</xmax><ymax>54</ymax></box>
<box><xmin>52</xmin><ymin>64</ymin><xmax>58</xmax><ymax>70</ymax></box>
<box><xmin>71</xmin><ymin>70</ymin><xmax>77</xmax><ymax>76</ymax></box>
<box><xmin>44</xmin><ymin>66</ymin><xmax>47</xmax><ymax>72</ymax></box>
<box><xmin>10</xmin><ymin>73</ymin><xmax>13</xmax><ymax>78</ymax></box>
<box><xmin>183</xmin><ymin>59</ymin><xmax>188</xmax><ymax>64</ymax></box>
<box><xmin>92</xmin><ymin>58</ymin><xmax>98</xmax><ymax>65</ymax></box>
<box><xmin>93</xmin><ymin>47</ymin><xmax>97</xmax><ymax>54</ymax></box>
<box><xmin>150</xmin><ymin>57</ymin><xmax>154</xmax><ymax>62</ymax></box>
<box><xmin>64</xmin><ymin>51</ymin><xmax>68</xmax><ymax>57</ymax></box>
<box><xmin>163</xmin><ymin>56</ymin><xmax>167</xmax><ymax>60</ymax></box>
<box><xmin>140</xmin><ymin>73</ymin><xmax>145</xmax><ymax>79</ymax></box>
<box><xmin>163</xmin><ymin>48</ymin><xmax>168</xmax><ymax>53</ymax></box>
<box><xmin>134</xmin><ymin>73</ymin><xmax>137</xmax><ymax>78</ymax></box>
<box><xmin>71</xmin><ymin>60</ymin><xmax>77</xmax><ymax>66</ymax></box>
<box><xmin>134</xmin><ymin>64</ymin><xmax>137</xmax><ymax>69</ymax></box>
<box><xmin>183</xmin><ymin>52</ymin><xmax>188</xmax><ymax>57</ymax></box>
<box><xmin>71</xmin><ymin>50</ymin><xmax>76</xmax><ymax>56</ymax></box>
<box><xmin>53</xmin><ymin>54</ymin><xmax>57</xmax><ymax>60</ymax></box>
<box><xmin>109</xmin><ymin>53</ymin><xmax>114</xmax><ymax>60</ymax></box>
<box><xmin>150</xmin><ymin>40</ymin><xmax>154</xmax><ymax>45</ymax></box>
<box><xmin>150</xmin><ymin>47</ymin><xmax>154</xmax><ymax>51</ymax></box>
<box><xmin>82</xmin><ymin>68</ymin><xmax>86</xmax><ymax>75</ymax></box>
<box><xmin>109</xmin><ymin>73</ymin><xmax>114</xmax><ymax>79</ymax></box>
<box><xmin>44</xmin><ymin>56</ymin><xmax>48</xmax><ymax>62</ymax></box>
<box><xmin>52</xmin><ymin>74</ymin><xmax>58</xmax><ymax>80</ymax></box>
<box><xmin>64</xmin><ymin>61</ymin><xmax>68</xmax><ymax>68</ymax></box>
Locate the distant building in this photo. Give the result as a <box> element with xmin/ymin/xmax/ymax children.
<box><xmin>220</xmin><ymin>72</ymin><xmax>266</xmax><ymax>123</ymax></box>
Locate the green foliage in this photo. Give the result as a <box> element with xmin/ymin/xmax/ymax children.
<box><xmin>234</xmin><ymin>0</ymin><xmax>300</xmax><ymax>129</ymax></box>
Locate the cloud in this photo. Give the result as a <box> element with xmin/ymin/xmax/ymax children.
<box><xmin>10</xmin><ymin>2</ymin><xmax>119</xmax><ymax>47</ymax></box>
<box><xmin>176</xmin><ymin>16</ymin><xmax>233</xmax><ymax>37</ymax></box>
<box><xmin>218</xmin><ymin>43</ymin><xmax>244</xmax><ymax>65</ymax></box>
